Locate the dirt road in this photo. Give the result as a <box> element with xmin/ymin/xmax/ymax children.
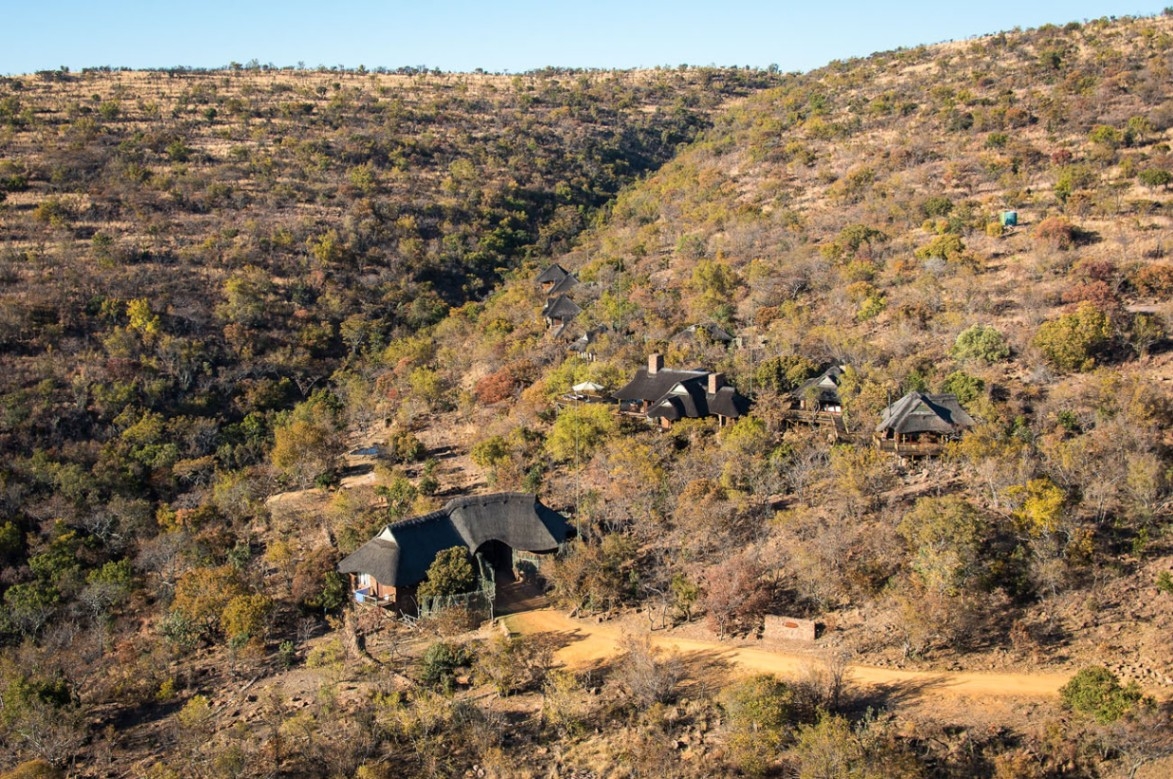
<box><xmin>503</xmin><ymin>608</ymin><xmax>1071</xmax><ymax>700</ymax></box>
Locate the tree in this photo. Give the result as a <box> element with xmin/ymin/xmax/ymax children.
<box><xmin>418</xmin><ymin>641</ymin><xmax>473</xmax><ymax>692</ymax></box>
<box><xmin>897</xmin><ymin>496</ymin><xmax>988</xmax><ymax>597</ymax></box>
<box><xmin>720</xmin><ymin>675</ymin><xmax>802</xmax><ymax>776</ymax></box>
<box><xmin>1060</xmin><ymin>666</ymin><xmax>1144</xmax><ymax>723</ymax></box>
<box><xmin>612</xmin><ymin>633</ymin><xmax>684</xmax><ymax>706</ymax></box>
<box><xmin>1127</xmin><ymin>312</ymin><xmax>1165</xmax><ymax>358</ymax></box>
<box><xmin>1033</xmin><ymin>302</ymin><xmax>1113</xmax><ymax>372</ymax></box>
<box><xmin>2</xmin><ymin>583</ymin><xmax>57</xmax><ymax>637</ymax></box>
<box><xmin>1034</xmin><ymin>216</ymin><xmax>1077</xmax><ymax>250</ymax></box>
<box><xmin>1137</xmin><ymin>168</ymin><xmax>1171</xmax><ymax>190</ymax></box>
<box><xmin>951</xmin><ymin>324</ymin><xmax>1010</xmax><ymax>363</ymax></box>
<box><xmin>1006</xmin><ymin>477</ymin><xmax>1067</xmax><ymax>538</ymax></box>
<box><xmin>270</xmin><ymin>391</ymin><xmax>343</xmax><ymax>487</ymax></box>
<box><xmin>914</xmin><ymin>233</ymin><xmax>965</xmax><ymax>263</ymax></box>
<box><xmin>544</xmin><ymin>534</ymin><xmax>637</xmax><ymax>613</ymax></box>
<box><xmin>545</xmin><ymin>404</ymin><xmax>618</xmax><ymax>464</ymax></box>
<box><xmin>216</xmin><ymin>266</ymin><xmax>273</xmax><ymax>327</ymax></box>
<box><xmin>829</xmin><ymin>444</ymin><xmax>895</xmax><ymax>515</ymax></box>
<box><xmin>790</xmin><ymin>714</ymin><xmax>917</xmax><ymax>779</ymax></box>
<box><xmin>702</xmin><ymin>553</ymin><xmax>772</xmax><ymax>638</ymax></box>
<box><xmin>754</xmin><ymin>355</ymin><xmax>819</xmax><ymax>394</ymax></box>
<box><xmin>821</xmin><ymin>224</ymin><xmax>888</xmax><ymax>264</ymax></box>
<box><xmin>476</xmin><ymin>634</ymin><xmax>553</xmax><ymax>696</ymax></box>
<box><xmin>220</xmin><ymin>593</ymin><xmax>274</xmax><ymax>644</ymax></box>
<box><xmin>417</xmin><ymin>547</ymin><xmax>476</xmax><ymax>599</ymax></box>
<box><xmin>1053</xmin><ymin>164</ymin><xmax>1098</xmax><ymax>203</ymax></box>
<box><xmin>939</xmin><ymin>370</ymin><xmax>984</xmax><ymax>405</ymax></box>
<box><xmin>171</xmin><ymin>564</ymin><xmax>244</xmax><ymax>636</ymax></box>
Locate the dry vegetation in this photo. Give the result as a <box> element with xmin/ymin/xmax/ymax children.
<box><xmin>3</xmin><ymin>14</ymin><xmax>1173</xmax><ymax>779</ymax></box>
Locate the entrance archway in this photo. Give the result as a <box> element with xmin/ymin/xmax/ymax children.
<box><xmin>476</xmin><ymin>539</ymin><xmax>516</xmax><ymax>582</ymax></box>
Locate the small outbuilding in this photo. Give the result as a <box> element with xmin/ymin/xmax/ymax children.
<box><xmin>537</xmin><ymin>263</ymin><xmax>573</xmax><ymax>292</ymax></box>
<box><xmin>542</xmin><ymin>294</ymin><xmax>582</xmax><ymax>338</ymax></box>
<box><xmin>792</xmin><ymin>365</ymin><xmax>846</xmax><ymax>414</ymax></box>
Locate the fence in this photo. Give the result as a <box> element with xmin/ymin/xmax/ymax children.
<box><xmin>417</xmin><ymin>553</ymin><xmax>497</xmax><ymax>620</ymax></box>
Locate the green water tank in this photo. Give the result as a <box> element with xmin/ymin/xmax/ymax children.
<box><xmin>1000</xmin><ymin>210</ymin><xmax>1018</xmax><ymax>227</ymax></box>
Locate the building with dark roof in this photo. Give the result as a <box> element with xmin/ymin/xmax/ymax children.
<box><xmin>875</xmin><ymin>391</ymin><xmax>974</xmax><ymax>455</ymax></box>
<box><xmin>537</xmin><ymin>263</ymin><xmax>572</xmax><ymax>291</ymax></box>
<box><xmin>546</xmin><ymin>273</ymin><xmax>579</xmax><ymax>296</ymax></box>
<box><xmin>793</xmin><ymin>365</ymin><xmax>846</xmax><ymax>413</ymax></box>
<box><xmin>542</xmin><ymin>294</ymin><xmax>582</xmax><ymax>338</ymax></box>
<box><xmin>613</xmin><ymin>354</ymin><xmax>750</xmax><ymax>427</ymax></box>
<box><xmin>674</xmin><ymin>322</ymin><xmax>735</xmax><ymax>345</ymax></box>
<box><xmin>338</xmin><ymin>493</ymin><xmax>573</xmax><ymax>611</ymax></box>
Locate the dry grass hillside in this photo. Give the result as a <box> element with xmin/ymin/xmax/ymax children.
<box><xmin>2</xmin><ymin>15</ymin><xmax>1173</xmax><ymax>779</ymax></box>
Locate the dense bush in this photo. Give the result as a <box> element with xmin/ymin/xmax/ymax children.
<box><xmin>1032</xmin><ymin>303</ymin><xmax>1113</xmax><ymax>372</ymax></box>
<box><xmin>951</xmin><ymin>324</ymin><xmax>1011</xmax><ymax>363</ymax></box>
<box><xmin>1060</xmin><ymin>666</ymin><xmax>1143</xmax><ymax>723</ymax></box>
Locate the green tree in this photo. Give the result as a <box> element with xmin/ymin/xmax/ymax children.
<box><xmin>939</xmin><ymin>370</ymin><xmax>984</xmax><ymax>405</ymax></box>
<box><xmin>171</xmin><ymin>565</ymin><xmax>244</xmax><ymax>636</ymax></box>
<box><xmin>546</xmin><ymin>404</ymin><xmax>618</xmax><ymax>464</ymax></box>
<box><xmin>216</xmin><ymin>266</ymin><xmax>273</xmax><ymax>327</ymax></box>
<box><xmin>897</xmin><ymin>496</ymin><xmax>988</xmax><ymax>596</ymax></box>
<box><xmin>471</xmin><ymin>435</ymin><xmax>509</xmax><ymax>470</ymax></box>
<box><xmin>1128</xmin><ymin>312</ymin><xmax>1166</xmax><ymax>358</ymax></box>
<box><xmin>270</xmin><ymin>418</ymin><xmax>336</xmax><ymax>488</ymax></box>
<box><xmin>1033</xmin><ymin>302</ymin><xmax>1113</xmax><ymax>372</ymax></box>
<box><xmin>821</xmin><ymin>224</ymin><xmax>888</xmax><ymax>263</ymax></box>
<box><xmin>720</xmin><ymin>675</ymin><xmax>801</xmax><ymax>776</ymax></box>
<box><xmin>754</xmin><ymin>355</ymin><xmax>819</xmax><ymax>393</ymax></box>
<box><xmin>418</xmin><ymin>641</ymin><xmax>474</xmax><ymax>692</ymax></box>
<box><xmin>687</xmin><ymin>259</ymin><xmax>740</xmax><ymax>317</ymax></box>
<box><xmin>914</xmin><ymin>233</ymin><xmax>965</xmax><ymax>262</ymax></box>
<box><xmin>1053</xmin><ymin>164</ymin><xmax>1098</xmax><ymax>203</ymax></box>
<box><xmin>791</xmin><ymin>714</ymin><xmax>914</xmax><ymax>779</ymax></box>
<box><xmin>1137</xmin><ymin>168</ymin><xmax>1172</xmax><ymax>190</ymax></box>
<box><xmin>1060</xmin><ymin>666</ymin><xmax>1144</xmax><ymax>723</ymax></box>
<box><xmin>951</xmin><ymin>324</ymin><xmax>1010</xmax><ymax>363</ymax></box>
<box><xmin>2</xmin><ymin>583</ymin><xmax>58</xmax><ymax>637</ymax></box>
<box><xmin>220</xmin><ymin>593</ymin><xmax>274</xmax><ymax>644</ymax></box>
<box><xmin>417</xmin><ymin>547</ymin><xmax>476</xmax><ymax>599</ymax></box>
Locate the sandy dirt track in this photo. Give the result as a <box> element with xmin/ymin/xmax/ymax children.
<box><xmin>503</xmin><ymin>608</ymin><xmax>1071</xmax><ymax>700</ymax></box>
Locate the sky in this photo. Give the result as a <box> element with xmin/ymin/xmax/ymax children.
<box><xmin>3</xmin><ymin>1</ymin><xmax>1168</xmax><ymax>76</ymax></box>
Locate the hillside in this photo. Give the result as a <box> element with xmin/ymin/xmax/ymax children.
<box><xmin>3</xmin><ymin>14</ymin><xmax>1173</xmax><ymax>779</ymax></box>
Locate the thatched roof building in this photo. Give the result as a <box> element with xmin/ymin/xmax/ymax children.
<box><xmin>614</xmin><ymin>354</ymin><xmax>749</xmax><ymax>427</ymax></box>
<box><xmin>338</xmin><ymin>493</ymin><xmax>573</xmax><ymax>590</ymax></box>
<box><xmin>875</xmin><ymin>391</ymin><xmax>974</xmax><ymax>443</ymax></box>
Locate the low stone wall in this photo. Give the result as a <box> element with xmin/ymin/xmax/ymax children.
<box><xmin>763</xmin><ymin>615</ymin><xmax>818</xmax><ymax>642</ymax></box>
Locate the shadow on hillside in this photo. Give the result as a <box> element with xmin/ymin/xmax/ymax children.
<box><xmin>847</xmin><ymin>675</ymin><xmax>948</xmax><ymax>712</ymax></box>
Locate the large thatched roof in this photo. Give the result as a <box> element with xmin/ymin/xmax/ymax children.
<box><xmin>613</xmin><ymin>367</ymin><xmax>708</xmax><ymax>403</ymax></box>
<box><xmin>875</xmin><ymin>392</ymin><xmax>974</xmax><ymax>436</ymax></box>
<box><xmin>337</xmin><ymin>493</ymin><xmax>573</xmax><ymax>587</ymax></box>
<box><xmin>616</xmin><ymin>363</ymin><xmax>749</xmax><ymax>423</ymax></box>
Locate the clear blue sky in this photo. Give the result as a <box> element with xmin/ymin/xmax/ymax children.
<box><xmin>3</xmin><ymin>1</ymin><xmax>1167</xmax><ymax>76</ymax></box>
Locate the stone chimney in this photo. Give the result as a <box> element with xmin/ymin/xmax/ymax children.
<box><xmin>648</xmin><ymin>353</ymin><xmax>663</xmax><ymax>375</ymax></box>
<box><xmin>708</xmin><ymin>372</ymin><xmax>724</xmax><ymax>394</ymax></box>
